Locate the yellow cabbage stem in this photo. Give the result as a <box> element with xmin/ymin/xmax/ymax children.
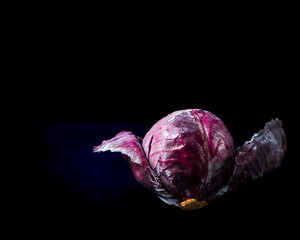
<box><xmin>180</xmin><ymin>199</ymin><xmax>208</xmax><ymax>210</ymax></box>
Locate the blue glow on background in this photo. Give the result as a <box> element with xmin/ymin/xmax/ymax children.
<box><xmin>40</xmin><ymin>123</ymin><xmax>152</xmax><ymax>208</ymax></box>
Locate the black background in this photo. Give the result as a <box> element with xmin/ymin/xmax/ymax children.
<box><xmin>15</xmin><ymin>9</ymin><xmax>297</xmax><ymax>238</ymax></box>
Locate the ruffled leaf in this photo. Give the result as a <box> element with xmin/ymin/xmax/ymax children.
<box><xmin>207</xmin><ymin>119</ymin><xmax>287</xmax><ymax>203</ymax></box>
<box><xmin>94</xmin><ymin>131</ymin><xmax>179</xmax><ymax>206</ymax></box>
<box><xmin>230</xmin><ymin>118</ymin><xmax>286</xmax><ymax>186</ymax></box>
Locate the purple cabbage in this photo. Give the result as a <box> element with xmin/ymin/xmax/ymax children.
<box><xmin>94</xmin><ymin>109</ymin><xmax>286</xmax><ymax>210</ymax></box>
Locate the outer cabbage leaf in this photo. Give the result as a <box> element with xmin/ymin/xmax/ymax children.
<box><xmin>207</xmin><ymin>119</ymin><xmax>287</xmax><ymax>202</ymax></box>
<box><xmin>93</xmin><ymin>131</ymin><xmax>179</xmax><ymax>206</ymax></box>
